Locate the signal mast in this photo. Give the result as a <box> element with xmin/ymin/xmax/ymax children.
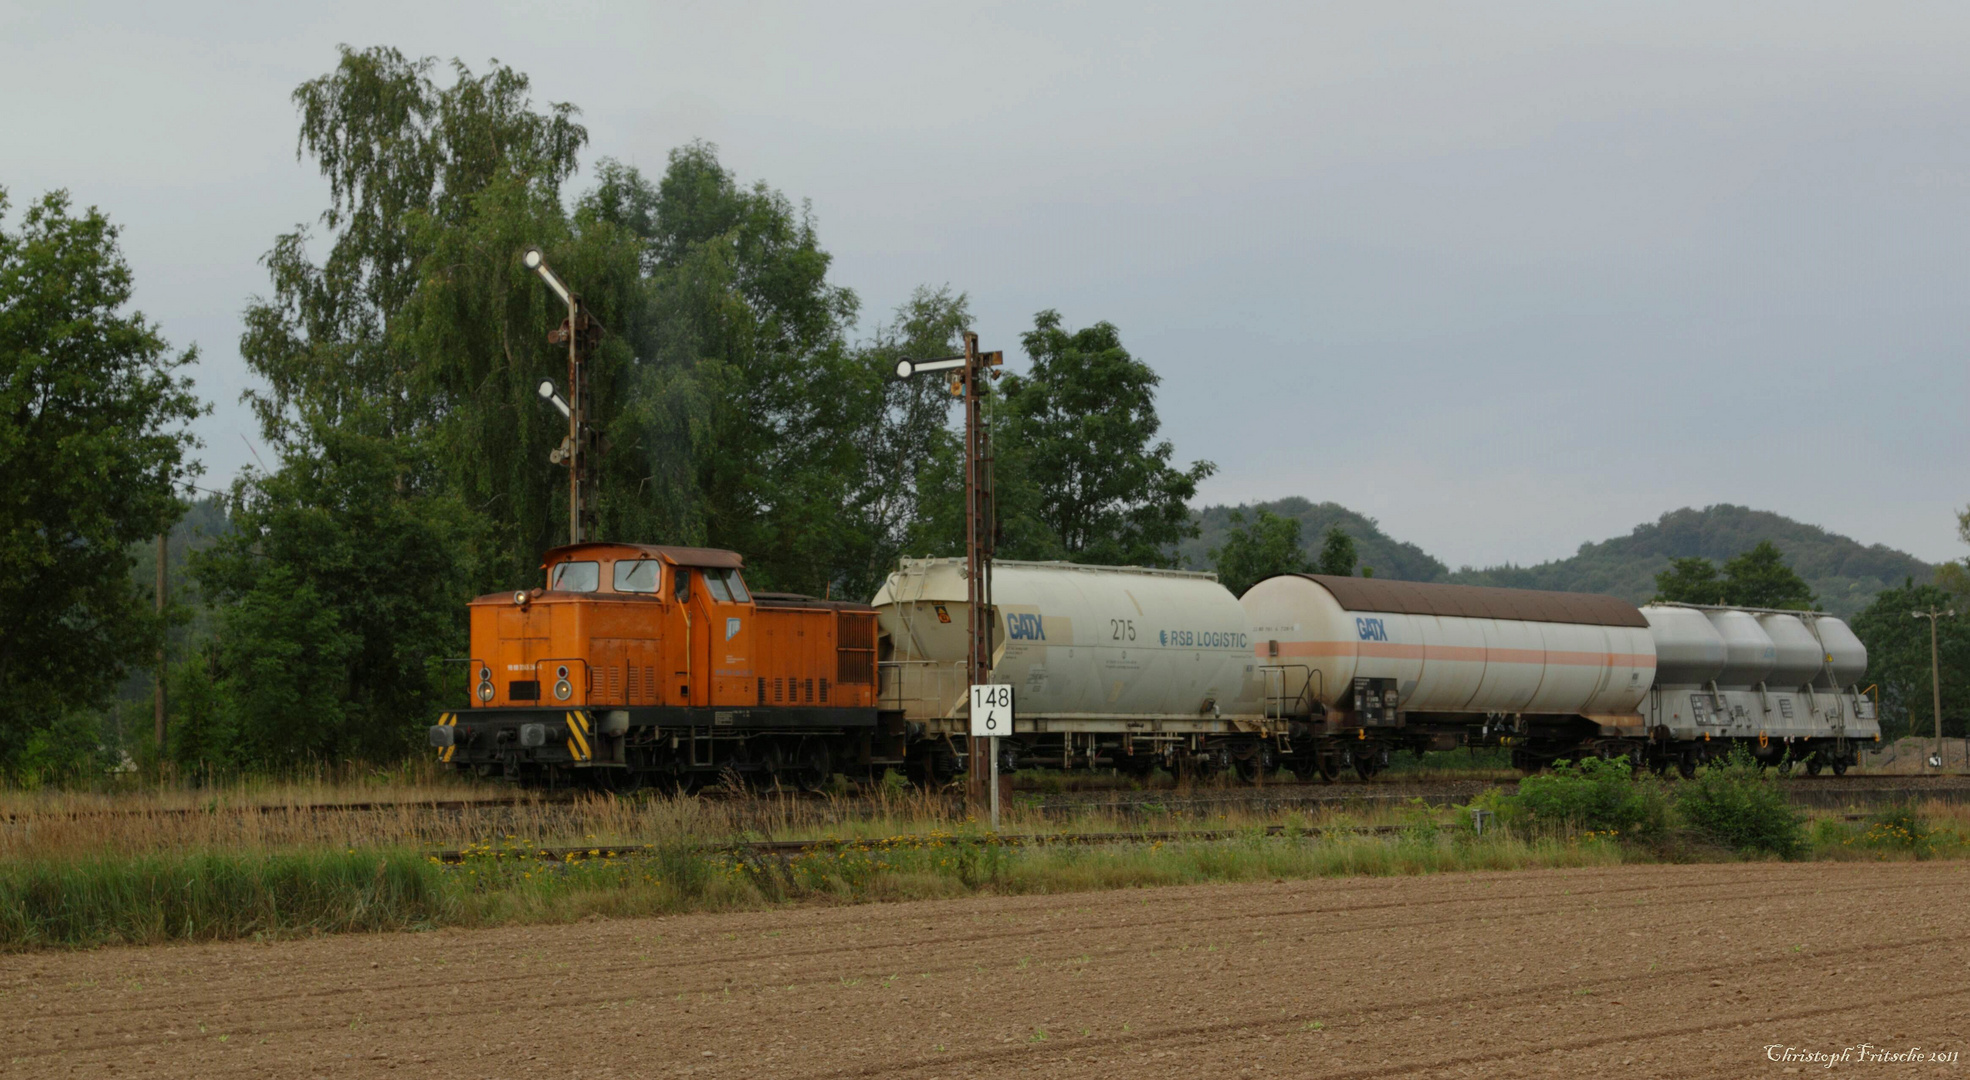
<box><xmin>895</xmin><ymin>332</ymin><xmax>1004</xmax><ymax>810</ymax></box>
<box><xmin>522</xmin><ymin>247</ymin><xmax>603</xmax><ymax>544</ymax></box>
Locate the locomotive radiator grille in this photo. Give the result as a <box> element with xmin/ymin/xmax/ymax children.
<box><xmin>836</xmin><ymin>612</ymin><xmax>877</xmax><ymax>685</ymax></box>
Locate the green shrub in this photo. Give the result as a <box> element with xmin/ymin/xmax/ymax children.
<box><xmin>1477</xmin><ymin>756</ymin><xmax>1668</xmax><ymax>841</ymax></box>
<box><xmin>1674</xmin><ymin>750</ymin><xmax>1805</xmax><ymax>858</ymax></box>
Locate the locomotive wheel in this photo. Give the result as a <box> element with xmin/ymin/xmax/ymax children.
<box><xmin>792</xmin><ymin>738</ymin><xmax>832</xmax><ymax>792</ymax></box>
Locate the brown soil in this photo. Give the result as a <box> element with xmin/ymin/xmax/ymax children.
<box><xmin>5</xmin><ymin>861</ymin><xmax>1968</xmax><ymax>1078</ymax></box>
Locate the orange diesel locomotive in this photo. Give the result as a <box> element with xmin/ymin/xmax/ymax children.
<box><xmin>430</xmin><ymin>542</ymin><xmax>897</xmax><ymax>788</ymax></box>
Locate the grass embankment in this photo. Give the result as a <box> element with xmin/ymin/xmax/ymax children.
<box><xmin>3</xmin><ymin>754</ymin><xmax>1965</xmax><ymax>951</ymax></box>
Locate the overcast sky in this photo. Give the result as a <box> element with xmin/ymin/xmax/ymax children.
<box><xmin>5</xmin><ymin>2</ymin><xmax>1966</xmax><ymax>569</ymax></box>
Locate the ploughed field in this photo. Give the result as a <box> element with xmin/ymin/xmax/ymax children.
<box><xmin>5</xmin><ymin>861</ymin><xmax>1967</xmax><ymax>1079</ymax></box>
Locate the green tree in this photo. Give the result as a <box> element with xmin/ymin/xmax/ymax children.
<box><xmin>1653</xmin><ymin>544</ymin><xmax>1815</xmax><ymax>608</ymax></box>
<box><xmin>0</xmin><ymin>189</ymin><xmax>203</xmax><ymax>775</ymax></box>
<box><xmin>1850</xmin><ymin>579</ymin><xmax>1969</xmax><ymax>741</ymax></box>
<box><xmin>245</xmin><ymin>46</ymin><xmax>598</xmax><ymax>586</ymax></box>
<box><xmin>626</xmin><ymin>144</ymin><xmax>869</xmax><ymax>594</ymax></box>
<box><xmin>195</xmin><ymin>422</ymin><xmax>481</xmax><ymax>764</ymax></box>
<box><xmin>1652</xmin><ymin>556</ymin><xmax>1726</xmax><ymax>604</ymax></box>
<box><xmin>997</xmin><ymin>311</ymin><xmax>1214</xmax><ymax>566</ymax></box>
<box><xmin>1719</xmin><ymin>540</ymin><xmax>1815</xmax><ymax>609</ymax></box>
<box><xmin>1210</xmin><ymin>510</ymin><xmax>1311</xmax><ymax>596</ymax></box>
<box><xmin>1936</xmin><ymin>505</ymin><xmax>1970</xmax><ymax>600</ymax></box>
<box><xmin>1316</xmin><ymin>526</ymin><xmax>1357</xmax><ymax>577</ymax></box>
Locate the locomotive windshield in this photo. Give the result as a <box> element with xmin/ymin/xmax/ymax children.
<box><xmin>550</xmin><ymin>560</ymin><xmax>600</xmax><ymax>592</ymax></box>
<box><xmin>613</xmin><ymin>559</ymin><xmax>661</xmax><ymax>593</ymax></box>
<box><xmin>703</xmin><ymin>568</ymin><xmax>750</xmax><ymax>603</ymax></box>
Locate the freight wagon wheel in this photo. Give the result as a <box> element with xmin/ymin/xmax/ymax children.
<box><xmin>1676</xmin><ymin>751</ymin><xmax>1698</xmax><ymax>780</ymax></box>
<box><xmin>1317</xmin><ymin>750</ymin><xmax>1343</xmax><ymax>783</ymax></box>
<box><xmin>1352</xmin><ymin>751</ymin><xmax>1384</xmax><ymax>780</ymax></box>
<box><xmin>1231</xmin><ymin>742</ymin><xmax>1272</xmax><ymax>784</ymax></box>
<box><xmin>1831</xmin><ymin>757</ymin><xmax>1848</xmax><ymax>777</ymax></box>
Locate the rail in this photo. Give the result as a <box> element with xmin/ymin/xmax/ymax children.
<box><xmin>425</xmin><ymin>823</ymin><xmax>1422</xmax><ymax>863</ymax></box>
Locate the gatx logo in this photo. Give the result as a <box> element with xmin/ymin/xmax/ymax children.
<box><xmin>1007</xmin><ymin>613</ymin><xmax>1046</xmax><ymax>641</ymax></box>
<box><xmin>1355</xmin><ymin>617</ymin><xmax>1388</xmax><ymax>642</ymax></box>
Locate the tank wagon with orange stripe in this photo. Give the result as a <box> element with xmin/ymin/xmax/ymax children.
<box><xmin>430</xmin><ymin>543</ymin><xmax>896</xmax><ymax>788</ymax></box>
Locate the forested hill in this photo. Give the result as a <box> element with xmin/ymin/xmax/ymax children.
<box><xmin>1448</xmin><ymin>505</ymin><xmax>1936</xmax><ymax>617</ymax></box>
<box><xmin>1178</xmin><ymin>498</ymin><xmax>1450</xmax><ymax>582</ymax></box>
<box><xmin>1182</xmin><ymin>501</ymin><xmax>1937</xmax><ymax>618</ymax></box>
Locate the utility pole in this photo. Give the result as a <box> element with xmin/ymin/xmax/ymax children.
<box><xmin>1911</xmin><ymin>607</ymin><xmax>1955</xmax><ymax>769</ymax></box>
<box><xmin>154</xmin><ymin>532</ymin><xmax>167</xmax><ymax>758</ymax></box>
<box><xmin>523</xmin><ymin>247</ymin><xmax>603</xmax><ymax>544</ymax></box>
<box><xmin>894</xmin><ymin>334</ymin><xmax>1004</xmax><ymax>810</ymax></box>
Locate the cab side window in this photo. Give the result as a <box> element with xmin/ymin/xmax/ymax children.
<box><xmin>674</xmin><ymin>569</ymin><xmax>691</xmax><ymax>603</ymax></box>
<box><xmin>704</xmin><ymin>568</ymin><xmax>750</xmax><ymax>603</ymax></box>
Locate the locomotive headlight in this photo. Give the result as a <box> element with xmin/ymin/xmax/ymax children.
<box><xmin>554</xmin><ymin>679</ymin><xmax>573</xmax><ymax>701</ymax></box>
<box><xmin>477</xmin><ymin>681</ymin><xmax>495</xmax><ymax>702</ymax></box>
<box><xmin>557</xmin><ymin>665</ymin><xmax>570</xmax><ymax>679</ymax></box>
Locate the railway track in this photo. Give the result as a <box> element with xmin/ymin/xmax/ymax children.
<box><xmin>427</xmin><ymin>806</ymin><xmax>1902</xmax><ymax>865</ymax></box>
<box><xmin>424</xmin><ymin>823</ymin><xmax>1421</xmax><ymax>864</ymax></box>
<box><xmin>6</xmin><ymin>772</ymin><xmax>1966</xmax><ymax>824</ymax></box>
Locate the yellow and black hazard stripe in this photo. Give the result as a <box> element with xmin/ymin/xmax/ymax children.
<box><xmin>565</xmin><ymin>711</ymin><xmax>593</xmax><ymax>763</ymax></box>
<box><xmin>435</xmin><ymin>712</ymin><xmax>457</xmax><ymax>762</ymax></box>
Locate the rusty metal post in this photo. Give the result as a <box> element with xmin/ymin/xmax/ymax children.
<box><xmin>963</xmin><ymin>331</ymin><xmax>987</xmax><ymax>809</ymax></box>
<box><xmin>154</xmin><ymin>532</ymin><xmax>166</xmax><ymax>757</ymax></box>
<box><xmin>567</xmin><ymin>299</ymin><xmax>582</xmax><ymax>544</ymax></box>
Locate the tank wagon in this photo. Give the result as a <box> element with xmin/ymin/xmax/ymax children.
<box><xmin>872</xmin><ymin>558</ymin><xmax>1278</xmax><ymax>780</ymax></box>
<box><xmin>430</xmin><ymin>542</ymin><xmax>897</xmax><ymax>788</ymax></box>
